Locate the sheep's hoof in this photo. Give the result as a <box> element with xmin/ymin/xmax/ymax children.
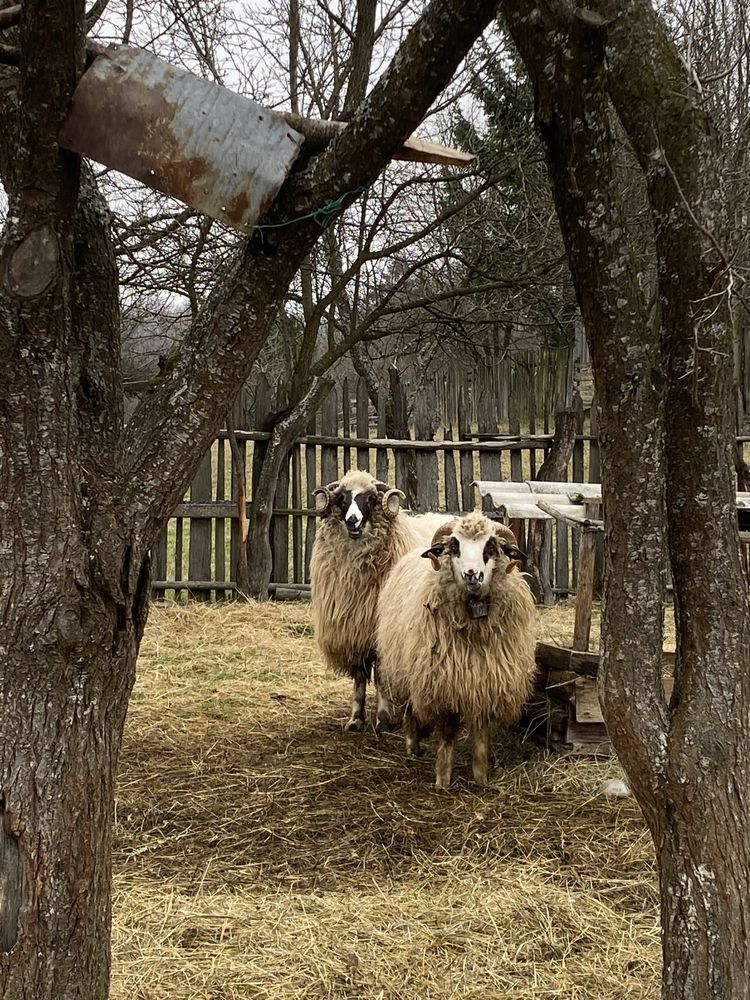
<box><xmin>376</xmin><ymin>711</ymin><xmax>393</xmax><ymax>733</ymax></box>
<box><xmin>344</xmin><ymin>717</ymin><xmax>365</xmax><ymax>733</ymax></box>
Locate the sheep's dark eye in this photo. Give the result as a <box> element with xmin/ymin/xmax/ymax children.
<box><xmin>483</xmin><ymin>537</ymin><xmax>499</xmax><ymax>561</ymax></box>
<box><xmin>448</xmin><ymin>537</ymin><xmax>460</xmax><ymax>557</ymax></box>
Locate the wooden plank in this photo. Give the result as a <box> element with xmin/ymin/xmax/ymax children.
<box><xmin>188</xmin><ymin>451</ymin><xmax>213</xmax><ymax>601</ymax></box>
<box><xmin>172</xmin><ymin>502</ymin><xmax>315</xmax><ymax>517</ymax></box>
<box><xmin>214</xmin><ymin>439</ymin><xmax>227</xmax><ymax>599</ymax></box>
<box><xmin>508</xmin><ymin>371</ymin><xmax>524</xmax><ymax>482</ymax></box>
<box><xmin>539</xmin><ymin>520</ymin><xmax>554</xmax><ymax>606</ymax></box>
<box><xmin>563</xmin><ymin>714</ymin><xmax>611</xmax><ymax>756</ymax></box>
<box><xmin>174</xmin><ymin>517</ymin><xmax>184</xmax><ymax>587</ymax></box>
<box><xmin>341</xmin><ymin>377</ymin><xmax>352</xmax><ymax>472</ymax></box>
<box><xmin>152</xmin><ymin>523</ymin><xmax>168</xmax><ymax>601</ymax></box>
<box><xmin>589</xmin><ymin>400</ymin><xmax>603</xmax><ymax>598</ymax></box>
<box><xmin>529</xmin><ymin>362</ymin><xmax>538</xmax><ymax>479</ymax></box>
<box><xmin>219</xmin><ymin>430</ymin><xmax>564</xmax><ymax>451</ymax></box>
<box><xmin>457</xmin><ymin>391</ymin><xmax>474</xmax><ymax>512</ymax></box>
<box><xmin>304</xmin><ymin>414</ymin><xmax>318</xmax><ymax>583</ymax></box>
<box><xmin>444</xmin><ymin>427</ymin><xmax>459</xmax><ymax>511</ymax></box>
<box><xmin>413</xmin><ymin>389</ymin><xmax>439</xmax><ymax>512</ymax></box>
<box><xmin>572</xmin><ymin>505</ymin><xmax>598</xmax><ymax>651</ymax></box>
<box><xmin>575</xmin><ymin>674</ymin><xmax>675</xmax><ymax>725</ymax></box>
<box><xmin>571</xmin><ymin>396</ymin><xmax>585</xmax><ymax>583</ymax></box>
<box><xmin>536</xmin><ymin>499</ymin><xmax>604</xmax><ymax>530</ymax></box>
<box><xmin>528</xmin><ymin>480</ymin><xmax>600</xmax><ymax>497</ymax></box>
<box><xmin>536</xmin><ymin>642</ymin><xmax>600</xmax><ymax>677</ymax></box>
<box><xmin>272</xmin><ymin>387</ymin><xmax>291</xmax><ymax>587</ymax></box>
<box><xmin>574</xmin><ymin>677</ymin><xmax>601</xmax><ymax>723</ymax></box>
<box><xmin>474</xmin><ymin>480</ymin><xmax>532</xmax><ymax>494</ymax></box>
<box><xmin>390</xmin><ymin>368</ymin><xmax>414</xmax><ymax>501</ymax></box>
<box><xmin>292</xmin><ymin>443</ymin><xmax>303</xmax><ymax>585</ymax></box>
<box><xmin>152</xmin><ymin>580</ymin><xmax>311</xmax><ymax>599</ymax></box>
<box><xmin>356</xmin><ymin>377</ymin><xmax>370</xmax><ymax>471</ymax></box>
<box><xmin>279</xmin><ymin>111</ymin><xmax>474</xmax><ymax>166</ymax></box>
<box><xmin>376</xmin><ymin>389</ymin><xmax>389</xmax><ymax>482</ymax></box>
<box><xmin>320</xmin><ymin>386</ymin><xmax>339</xmax><ymax>484</ymax></box>
<box><xmin>494</xmin><ymin>500</ymin><xmax>554</xmax><ymax>520</ymax></box>
<box><xmin>556</xmin><ymin>467</ymin><xmax>570</xmax><ymax>595</ymax></box>
<box><xmin>478</xmin><ymin>387</ymin><xmax>501</xmax><ymax>512</ymax></box>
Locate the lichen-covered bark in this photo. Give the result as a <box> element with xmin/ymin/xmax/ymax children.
<box><xmin>0</xmin><ymin>2</ymin><xmax>146</xmax><ymax>996</ymax></box>
<box><xmin>504</xmin><ymin>2</ymin><xmax>750</xmax><ymax>996</ymax></box>
<box><xmin>593</xmin><ymin>3</ymin><xmax>750</xmax><ymax>995</ymax></box>
<box><xmin>501</xmin><ymin>1</ymin><xmax>668</xmax><ymax>808</ymax></box>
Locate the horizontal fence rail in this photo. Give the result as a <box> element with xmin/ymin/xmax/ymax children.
<box><xmin>150</xmin><ymin>372</ymin><xmax>748</xmax><ymax>602</ymax></box>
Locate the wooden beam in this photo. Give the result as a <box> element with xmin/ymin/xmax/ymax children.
<box><xmin>281</xmin><ymin>111</ymin><xmax>474</xmax><ymax>166</ymax></box>
<box><xmin>536</xmin><ymin>499</ymin><xmax>604</xmax><ymax>531</ymax></box>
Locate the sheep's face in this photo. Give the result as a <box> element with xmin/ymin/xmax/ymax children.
<box><xmin>315</xmin><ymin>471</ymin><xmax>405</xmax><ymax>540</ymax></box>
<box><xmin>332</xmin><ymin>485</ymin><xmax>379</xmax><ymax>540</ymax></box>
<box><xmin>422</xmin><ymin>514</ymin><xmax>525</xmax><ymax>598</ymax></box>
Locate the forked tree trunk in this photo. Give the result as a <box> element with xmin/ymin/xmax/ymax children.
<box><xmin>503</xmin><ymin>2</ymin><xmax>750</xmax><ymax>996</ymax></box>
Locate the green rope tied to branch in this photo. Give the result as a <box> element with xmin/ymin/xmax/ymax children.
<box><xmin>253</xmin><ymin>186</ymin><xmax>368</xmax><ymax>240</ymax></box>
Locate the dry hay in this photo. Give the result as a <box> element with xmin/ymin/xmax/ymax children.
<box><xmin>111</xmin><ymin>600</ymin><xmax>660</xmax><ymax>1000</ymax></box>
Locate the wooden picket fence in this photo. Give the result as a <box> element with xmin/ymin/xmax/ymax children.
<box><xmin>150</xmin><ymin>372</ymin><xmax>606</xmax><ymax>601</ymax></box>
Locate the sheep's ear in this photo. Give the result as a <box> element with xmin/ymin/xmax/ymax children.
<box><xmin>505</xmin><ymin>560</ymin><xmax>521</xmax><ymax>574</ymax></box>
<box><xmin>421</xmin><ymin>544</ymin><xmax>444</xmax><ymax>570</ymax></box>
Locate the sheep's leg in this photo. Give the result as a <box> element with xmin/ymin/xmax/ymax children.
<box><xmin>404</xmin><ymin>704</ymin><xmax>421</xmax><ymax>756</ymax></box>
<box><xmin>471</xmin><ymin>725</ymin><xmax>490</xmax><ymax>786</ymax></box>
<box><xmin>434</xmin><ymin>713</ymin><xmax>460</xmax><ymax>790</ymax></box>
<box><xmin>374</xmin><ymin>664</ymin><xmax>393</xmax><ymax>733</ymax></box>
<box><xmin>344</xmin><ymin>667</ymin><xmax>367</xmax><ymax>732</ymax></box>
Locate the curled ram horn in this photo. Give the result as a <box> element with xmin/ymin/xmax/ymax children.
<box><xmin>313</xmin><ymin>481</ymin><xmax>340</xmax><ymax>518</ymax></box>
<box><xmin>381</xmin><ymin>488</ymin><xmax>406</xmax><ymax>517</ymax></box>
<box><xmin>491</xmin><ymin>520</ymin><xmax>519</xmax><ymax>546</ymax></box>
<box><xmin>430</xmin><ymin>519</ymin><xmax>458</xmax><ymax>546</ymax></box>
<box><xmin>492</xmin><ymin>520</ymin><xmax>526</xmax><ymax>564</ymax></box>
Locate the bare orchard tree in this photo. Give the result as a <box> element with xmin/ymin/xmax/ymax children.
<box><xmin>0</xmin><ymin>1</ymin><xmax>500</xmax><ymax>996</ymax></box>
<box><xmin>501</xmin><ymin>0</ymin><xmax>750</xmax><ymax>996</ymax></box>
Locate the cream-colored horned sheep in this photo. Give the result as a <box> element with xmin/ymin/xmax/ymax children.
<box><xmin>310</xmin><ymin>469</ymin><xmax>452</xmax><ymax>732</ymax></box>
<box><xmin>376</xmin><ymin>511</ymin><xmax>536</xmax><ymax>788</ymax></box>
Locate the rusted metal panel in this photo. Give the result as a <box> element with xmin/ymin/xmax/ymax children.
<box><xmin>59</xmin><ymin>45</ymin><xmax>304</xmax><ymax>232</ymax></box>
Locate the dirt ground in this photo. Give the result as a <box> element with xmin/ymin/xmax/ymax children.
<box><xmin>111</xmin><ymin>599</ymin><xmax>660</xmax><ymax>1000</ymax></box>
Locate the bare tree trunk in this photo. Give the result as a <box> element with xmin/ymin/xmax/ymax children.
<box><xmin>504</xmin><ymin>1</ymin><xmax>750</xmax><ymax>996</ymax></box>
<box><xmin>246</xmin><ymin>379</ymin><xmax>332</xmax><ymax>599</ymax></box>
<box><xmin>0</xmin><ymin>0</ymin><xmax>505</xmax><ymax>992</ymax></box>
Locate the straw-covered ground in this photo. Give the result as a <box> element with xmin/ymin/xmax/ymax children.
<box><xmin>111</xmin><ymin>599</ymin><xmax>661</xmax><ymax>1000</ymax></box>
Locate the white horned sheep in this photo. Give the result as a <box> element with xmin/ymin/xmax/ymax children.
<box><xmin>310</xmin><ymin>469</ymin><xmax>452</xmax><ymax>732</ymax></box>
<box><xmin>375</xmin><ymin>511</ymin><xmax>537</xmax><ymax>789</ymax></box>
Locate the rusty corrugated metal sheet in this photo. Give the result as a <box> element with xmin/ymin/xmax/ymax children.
<box><xmin>59</xmin><ymin>45</ymin><xmax>304</xmax><ymax>232</ymax></box>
